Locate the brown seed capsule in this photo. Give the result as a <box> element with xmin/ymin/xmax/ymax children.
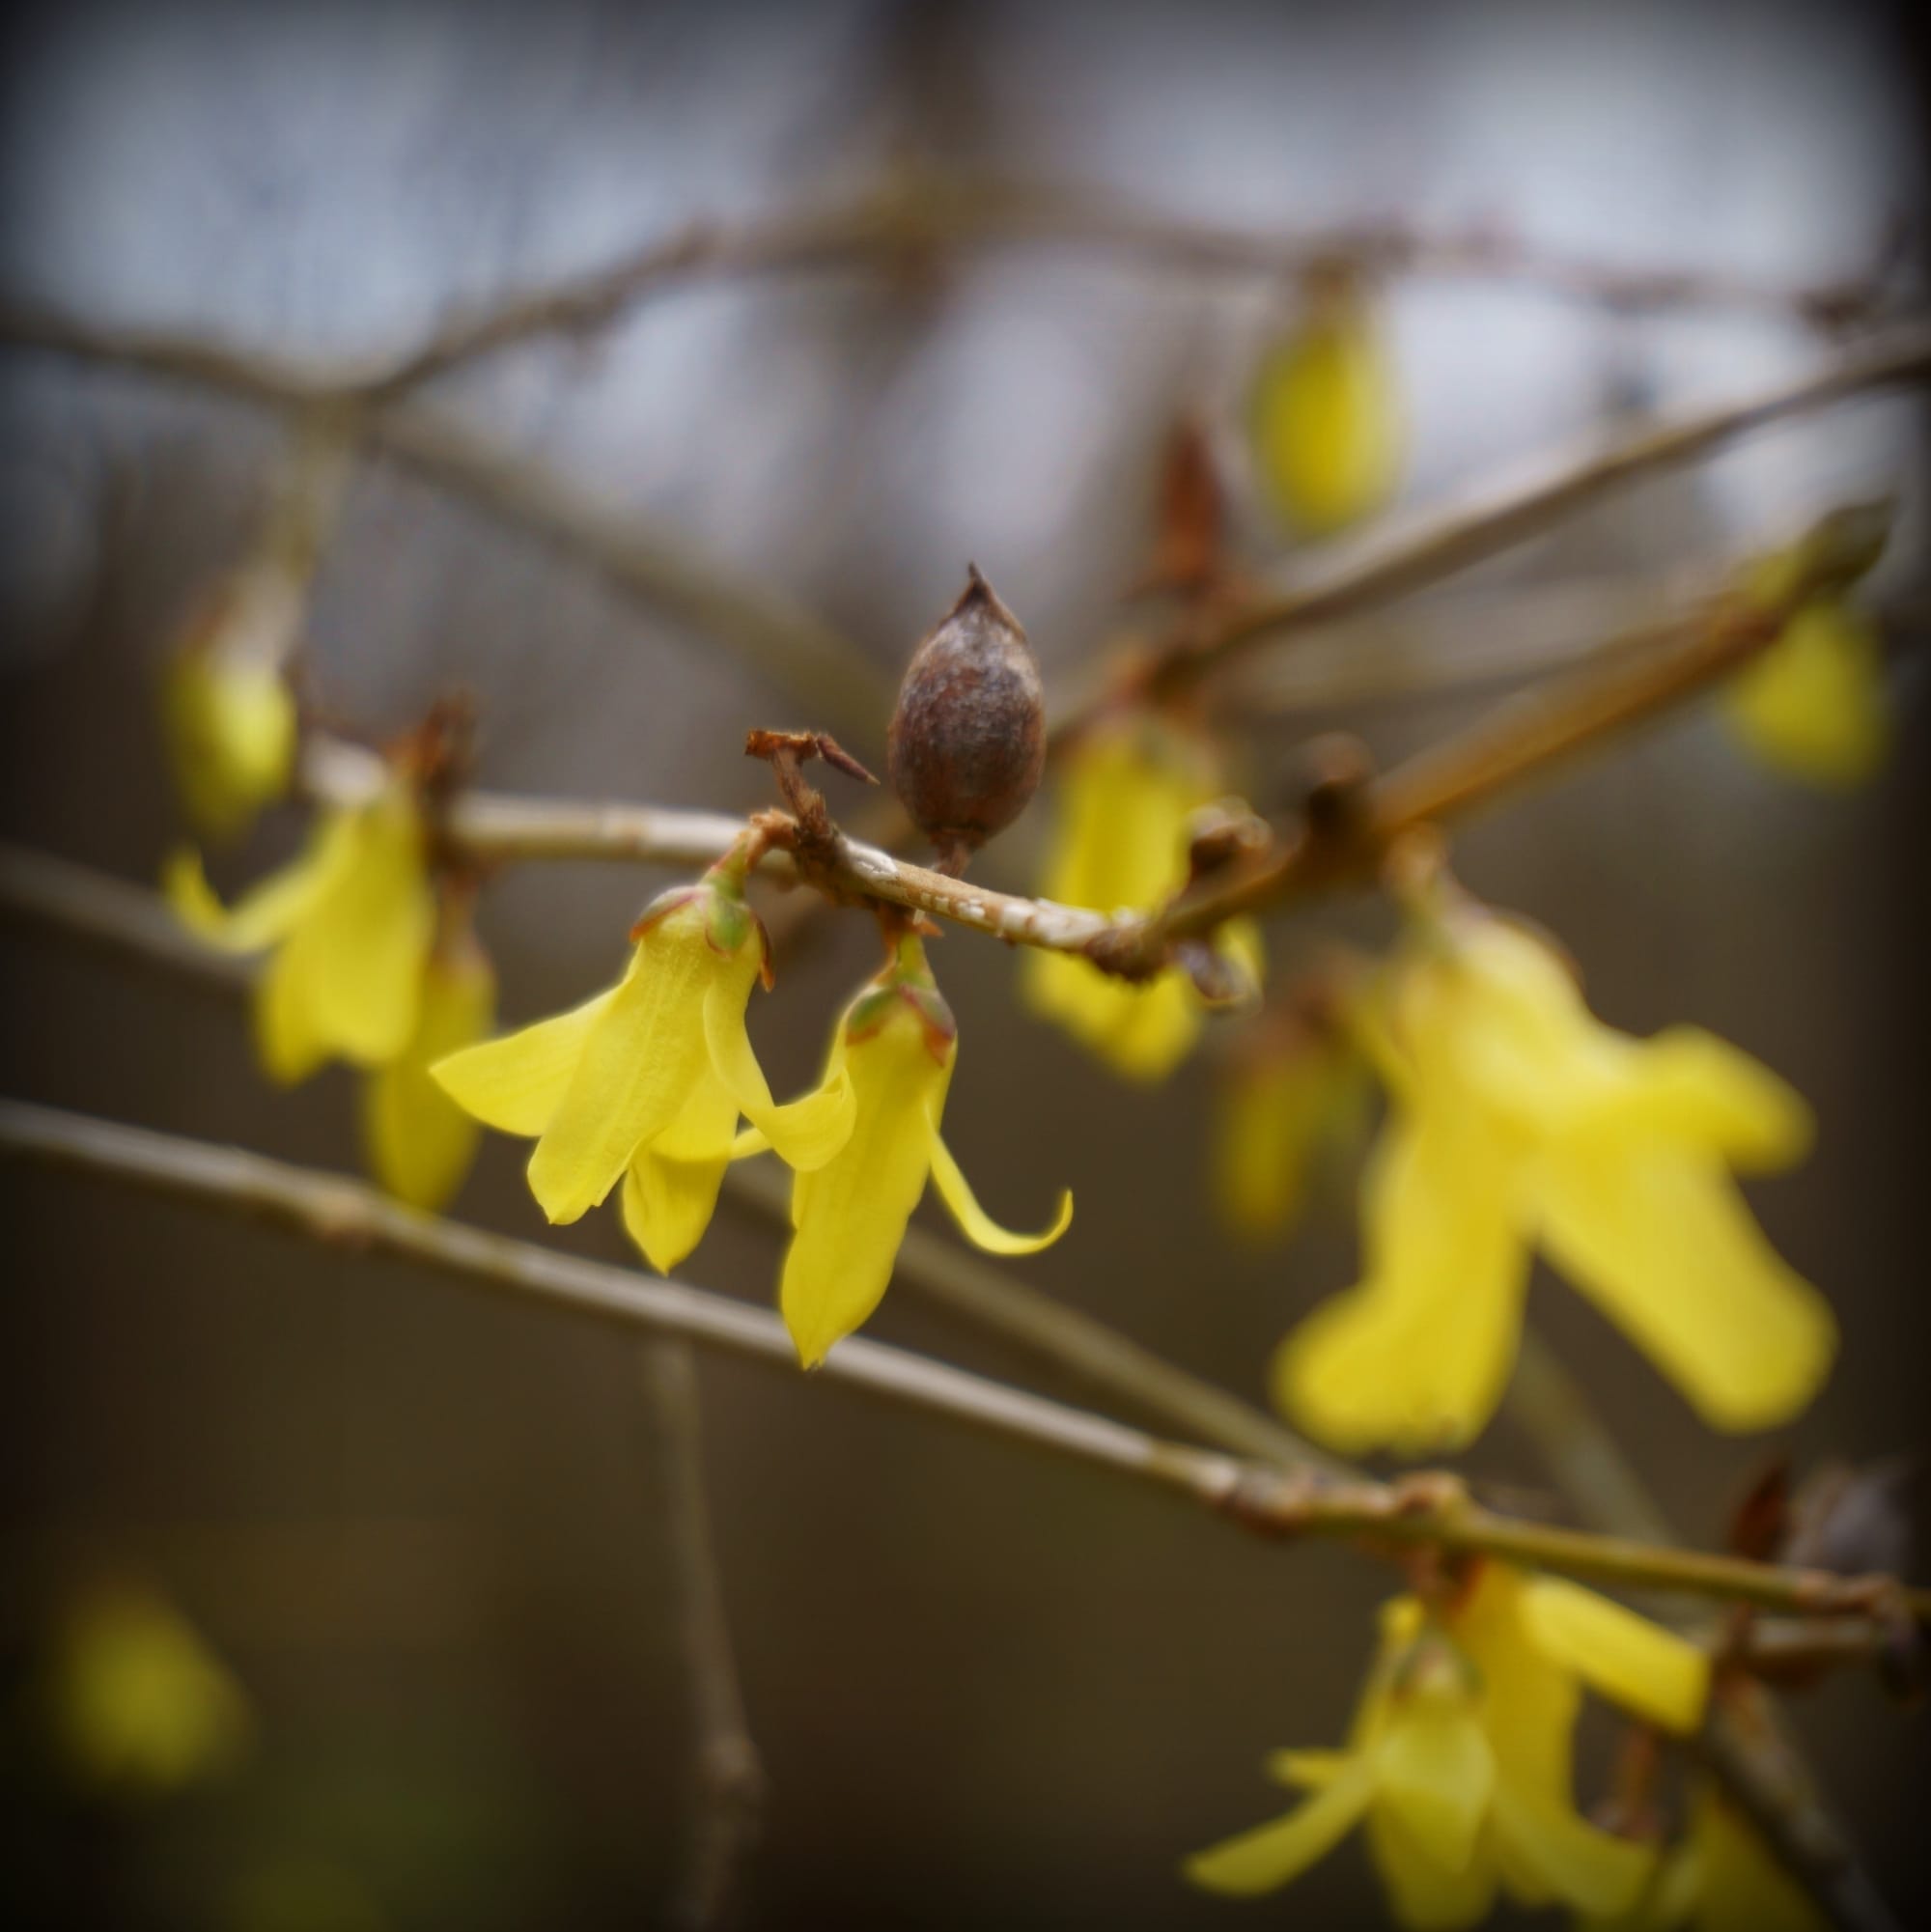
<box><xmin>887</xmin><ymin>566</ymin><xmax>1046</xmax><ymax>874</ymax></box>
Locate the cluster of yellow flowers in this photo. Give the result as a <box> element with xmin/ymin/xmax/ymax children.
<box><xmin>1187</xmin><ymin>1560</ymin><xmax>1819</xmax><ymax>1930</ymax></box>
<box><xmin>434</xmin><ymin>856</ymin><xmax>1072</xmax><ymax>1366</ymax></box>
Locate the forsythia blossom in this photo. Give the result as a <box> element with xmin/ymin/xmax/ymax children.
<box><xmin>1187</xmin><ymin>1564</ymin><xmax>1707</xmax><ymax>1929</ymax></box>
<box><xmin>433</xmin><ymin>842</ymin><xmax>852</xmax><ymax>1271</ymax></box>
<box><xmin>1213</xmin><ymin>1000</ymin><xmax>1368</xmax><ymax>1242</ymax></box>
<box><xmin>1725</xmin><ymin>599</ymin><xmax>1889</xmax><ymax>790</ymax></box>
<box><xmin>1582</xmin><ymin>1783</ymin><xmax>1827</xmax><ymax>1932</ymax></box>
<box><xmin>160</xmin><ymin>566</ymin><xmax>302</xmax><ymax>839</ymax></box>
<box><xmin>1024</xmin><ymin>709</ymin><xmax>1261</xmax><ymax>1082</ymax></box>
<box><xmin>763</xmin><ymin>931</ymin><xmax>1073</xmax><ymax>1368</ymax></box>
<box><xmin>1274</xmin><ymin>900</ymin><xmax>1835</xmax><ymax>1455</ymax></box>
<box><xmin>43</xmin><ymin>1582</ymin><xmax>252</xmax><ymax>1798</ymax></box>
<box><xmin>167</xmin><ymin>776</ymin><xmax>435</xmax><ymax>1085</ymax></box>
<box><xmin>1248</xmin><ymin>268</ymin><xmax>1403</xmax><ymax>538</ymax></box>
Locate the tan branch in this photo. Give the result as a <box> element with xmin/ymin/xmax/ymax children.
<box><xmin>3</xmin><ymin>1098</ymin><xmax>1924</xmax><ymax>1629</ymax></box>
<box><xmin>641</xmin><ymin>1342</ymin><xmax>765</xmax><ymax>1932</ymax></box>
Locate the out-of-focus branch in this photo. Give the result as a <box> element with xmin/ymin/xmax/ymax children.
<box><xmin>4</xmin><ymin>1098</ymin><xmax>1926</xmax><ymax>1627</ymax></box>
<box><xmin>641</xmin><ymin>1342</ymin><xmax>764</xmax><ymax>1932</ymax></box>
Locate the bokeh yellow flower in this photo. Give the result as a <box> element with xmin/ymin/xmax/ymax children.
<box><xmin>43</xmin><ymin>1581</ymin><xmax>252</xmax><ymax>1799</ymax></box>
<box><xmin>433</xmin><ymin>843</ymin><xmax>853</xmax><ymax>1269</ymax></box>
<box><xmin>763</xmin><ymin>931</ymin><xmax>1072</xmax><ymax>1368</ymax></box>
<box><xmin>364</xmin><ymin>921</ymin><xmax>495</xmax><ymax>1212</ymax></box>
<box><xmin>167</xmin><ymin>777</ymin><xmax>435</xmax><ymax>1084</ymax></box>
<box><xmin>1274</xmin><ymin>903</ymin><xmax>1834</xmax><ymax>1455</ymax></box>
<box><xmin>1582</xmin><ymin>1783</ymin><xmax>1827</xmax><ymax>1932</ymax></box>
<box><xmin>1187</xmin><ymin>1564</ymin><xmax>1704</xmax><ymax>1929</ymax></box>
<box><xmin>1249</xmin><ymin>267</ymin><xmax>1403</xmax><ymax>538</ymax></box>
<box><xmin>1725</xmin><ymin>599</ymin><xmax>1888</xmax><ymax>789</ymax></box>
<box><xmin>1024</xmin><ymin>709</ymin><xmax>1262</xmax><ymax>1082</ymax></box>
<box><xmin>1213</xmin><ymin>997</ymin><xmax>1367</xmax><ymax>1241</ymax></box>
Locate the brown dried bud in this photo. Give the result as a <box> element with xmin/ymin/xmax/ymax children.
<box><xmin>887</xmin><ymin>566</ymin><xmax>1046</xmax><ymax>874</ymax></box>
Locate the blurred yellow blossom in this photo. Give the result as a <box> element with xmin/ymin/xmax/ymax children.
<box><xmin>167</xmin><ymin>775</ymin><xmax>435</xmax><ymax>1084</ymax></box>
<box><xmin>160</xmin><ymin>566</ymin><xmax>302</xmax><ymax>840</ymax></box>
<box><xmin>1582</xmin><ymin>1784</ymin><xmax>1826</xmax><ymax>1932</ymax></box>
<box><xmin>1725</xmin><ymin>600</ymin><xmax>1889</xmax><ymax>789</ymax></box>
<box><xmin>1213</xmin><ymin>994</ymin><xmax>1368</xmax><ymax>1241</ymax></box>
<box><xmin>433</xmin><ymin>840</ymin><xmax>852</xmax><ymax>1269</ymax></box>
<box><xmin>1187</xmin><ymin>1563</ymin><xmax>1704</xmax><ymax>1928</ymax></box>
<box><xmin>1274</xmin><ymin>899</ymin><xmax>1834</xmax><ymax>1455</ymax></box>
<box><xmin>1024</xmin><ymin>708</ymin><xmax>1262</xmax><ymax>1082</ymax></box>
<box><xmin>1249</xmin><ymin>266</ymin><xmax>1403</xmax><ymax>538</ymax></box>
<box><xmin>758</xmin><ymin>930</ymin><xmax>1072</xmax><ymax>1368</ymax></box>
<box><xmin>364</xmin><ymin>915</ymin><xmax>495</xmax><ymax>1212</ymax></box>
<box><xmin>44</xmin><ymin>1581</ymin><xmax>252</xmax><ymax>1799</ymax></box>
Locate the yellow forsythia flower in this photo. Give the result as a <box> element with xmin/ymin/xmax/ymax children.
<box><xmin>1581</xmin><ymin>1782</ymin><xmax>1827</xmax><ymax>1932</ymax></box>
<box><xmin>43</xmin><ymin>1581</ymin><xmax>252</xmax><ymax>1798</ymax></box>
<box><xmin>766</xmin><ymin>931</ymin><xmax>1073</xmax><ymax>1368</ymax></box>
<box><xmin>364</xmin><ymin>927</ymin><xmax>495</xmax><ymax>1212</ymax></box>
<box><xmin>433</xmin><ymin>842</ymin><xmax>853</xmax><ymax>1270</ymax></box>
<box><xmin>1249</xmin><ymin>269</ymin><xmax>1403</xmax><ymax>537</ymax></box>
<box><xmin>1187</xmin><ymin>1564</ymin><xmax>1705</xmax><ymax>1929</ymax></box>
<box><xmin>1213</xmin><ymin>1003</ymin><xmax>1368</xmax><ymax>1241</ymax></box>
<box><xmin>1274</xmin><ymin>905</ymin><xmax>1834</xmax><ymax>1455</ymax></box>
<box><xmin>1024</xmin><ymin>710</ymin><xmax>1262</xmax><ymax>1082</ymax></box>
<box><xmin>160</xmin><ymin>567</ymin><xmax>302</xmax><ymax>839</ymax></box>
<box><xmin>167</xmin><ymin>778</ymin><xmax>435</xmax><ymax>1084</ymax></box>
<box><xmin>1725</xmin><ymin>600</ymin><xmax>1889</xmax><ymax>789</ymax></box>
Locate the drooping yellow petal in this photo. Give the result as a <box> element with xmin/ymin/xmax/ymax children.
<box><xmin>621</xmin><ymin>1065</ymin><xmax>742</xmax><ymax>1274</ymax></box>
<box><xmin>1520</xmin><ymin>1578</ymin><xmax>1709</xmax><ymax>1737</ymax></box>
<box><xmin>526</xmin><ymin>915</ymin><xmax>733</xmax><ymax>1225</ymax></box>
<box><xmin>269</xmin><ymin>789</ymin><xmax>434</xmax><ymax>1068</ymax></box>
<box><xmin>1446</xmin><ymin>1567</ymin><xmax>1580</xmax><ymax>1803</ymax></box>
<box><xmin>1687</xmin><ymin>1787</ymin><xmax>1828</xmax><ymax>1932</ymax></box>
<box><xmin>364</xmin><ymin>943</ymin><xmax>496</xmax><ymax>1212</ymax></box>
<box><xmin>253</xmin><ymin>938</ymin><xmax>332</xmax><ymax>1086</ymax></box>
<box><xmin>1726</xmin><ymin>601</ymin><xmax>1889</xmax><ymax>789</ymax></box>
<box><xmin>1490</xmin><ymin>1778</ymin><xmax>1653</xmax><ymax>1919</ymax></box>
<box><xmin>1183</xmin><ymin>1759</ymin><xmax>1377</xmax><ymax>1897</ymax></box>
<box><xmin>431</xmin><ymin>986</ymin><xmax>620</xmax><ymax>1135</ymax></box>
<box><xmin>1273</xmin><ymin>1106</ymin><xmax>1528</xmax><ymax>1455</ymax></box>
<box><xmin>1534</xmin><ymin>1140</ymin><xmax>1835</xmax><ymax>1430</ymax></box>
<box><xmin>1364</xmin><ymin>1808</ymin><xmax>1500</xmax><ymax>1932</ymax></box>
<box><xmin>780</xmin><ymin>1002</ymin><xmax>951</xmax><ymax>1369</ymax></box>
<box><xmin>1618</xmin><ymin>1027</ymin><xmax>1815</xmax><ymax>1173</ymax></box>
<box><xmin>1265</xmin><ymin>1749</ymin><xmax>1350</xmax><ymax>1790</ymax></box>
<box><xmin>163</xmin><ymin>840</ymin><xmax>339</xmax><ymax>955</ymax></box>
<box><xmin>1373</xmin><ymin>1683</ymin><xmax>1495</xmax><ymax>1873</ymax></box>
<box><xmin>702</xmin><ymin>975</ymin><xmax>855</xmax><ymax>1172</ymax></box>
<box><xmin>1250</xmin><ymin>283</ymin><xmax>1403</xmax><ymax>538</ymax></box>
<box><xmin>163</xmin><ymin>651</ymin><xmax>297</xmax><ymax>840</ymax></box>
<box><xmin>926</xmin><ymin>1119</ymin><xmax>1072</xmax><ymax>1256</ymax></box>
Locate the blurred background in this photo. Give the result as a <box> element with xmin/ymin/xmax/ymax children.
<box><xmin>1</xmin><ymin>1</ymin><xmax>1926</xmax><ymax>1925</ymax></box>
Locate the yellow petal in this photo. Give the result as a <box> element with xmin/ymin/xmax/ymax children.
<box><xmin>1490</xmin><ymin>1778</ymin><xmax>1653</xmax><ymax>1919</ymax></box>
<box><xmin>1726</xmin><ymin>602</ymin><xmax>1889</xmax><ymax>789</ymax></box>
<box><xmin>1373</xmin><ymin>1685</ymin><xmax>1495</xmax><ymax>1873</ymax></box>
<box><xmin>1534</xmin><ymin>1141</ymin><xmax>1835</xmax><ymax>1430</ymax></box>
<box><xmin>1444</xmin><ymin>1567</ymin><xmax>1579</xmax><ymax>1802</ymax></box>
<box><xmin>926</xmin><ymin>1120</ymin><xmax>1072</xmax><ymax>1257</ymax></box>
<box><xmin>526</xmin><ymin>916</ymin><xmax>731</xmax><ymax>1225</ymax></box>
<box><xmin>1520</xmin><ymin>1579</ymin><xmax>1709</xmax><ymax>1737</ymax></box>
<box><xmin>620</xmin><ymin>1068</ymin><xmax>741</xmax><ymax>1274</ymax></box>
<box><xmin>1250</xmin><ymin>289</ymin><xmax>1403</xmax><ymax>537</ymax></box>
<box><xmin>1273</xmin><ymin>1107</ymin><xmax>1528</xmax><ymax>1455</ymax></box>
<box><xmin>780</xmin><ymin>1010</ymin><xmax>950</xmax><ymax>1368</ymax></box>
<box><xmin>432</xmin><ymin>986</ymin><xmax>619</xmax><ymax>1136</ymax></box>
<box><xmin>702</xmin><ymin>976</ymin><xmax>855</xmax><ymax>1171</ymax></box>
<box><xmin>1622</xmin><ymin>1027</ymin><xmax>1814</xmax><ymax>1173</ymax></box>
<box><xmin>270</xmin><ymin>791</ymin><xmax>434</xmax><ymax>1067</ymax></box>
<box><xmin>163</xmin><ymin>652</ymin><xmax>297</xmax><ymax>839</ymax></box>
<box><xmin>253</xmin><ymin>940</ymin><xmax>332</xmax><ymax>1086</ymax></box>
<box><xmin>363</xmin><ymin>946</ymin><xmax>496</xmax><ymax>1212</ymax></box>
<box><xmin>163</xmin><ymin>841</ymin><xmax>336</xmax><ymax>955</ymax></box>
<box><xmin>1364</xmin><ymin>1809</ymin><xmax>1500</xmax><ymax>1932</ymax></box>
<box><xmin>1690</xmin><ymin>1788</ymin><xmax>1829</xmax><ymax>1932</ymax></box>
<box><xmin>1183</xmin><ymin>1759</ymin><xmax>1377</xmax><ymax>1897</ymax></box>
<box><xmin>1266</xmin><ymin>1749</ymin><xmax>1349</xmax><ymax>1790</ymax></box>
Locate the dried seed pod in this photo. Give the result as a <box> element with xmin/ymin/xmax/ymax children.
<box><xmin>887</xmin><ymin>566</ymin><xmax>1046</xmax><ymax>874</ymax></box>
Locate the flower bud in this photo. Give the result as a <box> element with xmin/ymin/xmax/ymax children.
<box><xmin>887</xmin><ymin>567</ymin><xmax>1046</xmax><ymax>873</ymax></box>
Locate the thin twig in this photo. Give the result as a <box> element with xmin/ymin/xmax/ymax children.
<box><xmin>641</xmin><ymin>1342</ymin><xmax>765</xmax><ymax>1932</ymax></box>
<box><xmin>2</xmin><ymin>1098</ymin><xmax>1924</xmax><ymax>1626</ymax></box>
